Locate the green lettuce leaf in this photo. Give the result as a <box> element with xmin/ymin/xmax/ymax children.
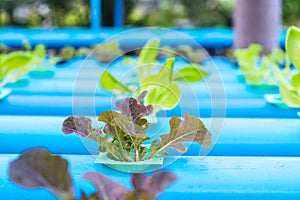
<box><xmin>137</xmin><ymin>38</ymin><xmax>160</xmax><ymax>67</ymax></box>
<box><xmin>291</xmin><ymin>73</ymin><xmax>300</xmax><ymax>94</ymax></box>
<box><xmin>234</xmin><ymin>43</ymin><xmax>262</xmax><ymax>72</ymax></box>
<box><xmin>279</xmin><ymin>74</ymin><xmax>300</xmax><ymax>108</ymax></box>
<box><xmin>172</xmin><ymin>63</ymin><xmax>208</xmax><ymax>82</ymax></box>
<box><xmin>137</xmin><ymin>38</ymin><xmax>160</xmax><ymax>80</ymax></box>
<box><xmin>285</xmin><ymin>26</ymin><xmax>300</xmax><ymax>71</ymax></box>
<box><xmin>0</xmin><ymin>51</ymin><xmax>34</xmax><ymax>86</ymax></box>
<box><xmin>92</xmin><ymin>41</ymin><xmax>123</xmax><ymax>63</ymax></box>
<box><xmin>100</xmin><ymin>70</ymin><xmax>131</xmax><ymax>93</ymax></box>
<box><xmin>59</xmin><ymin>46</ymin><xmax>75</xmax><ymax>62</ymax></box>
<box><xmin>141</xmin><ymin>58</ymin><xmax>181</xmax><ymax>110</ymax></box>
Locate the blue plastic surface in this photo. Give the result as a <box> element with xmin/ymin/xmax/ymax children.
<box><xmin>1</xmin><ymin>154</ymin><xmax>300</xmax><ymax>199</ymax></box>
<box><xmin>0</xmin><ymin>94</ymin><xmax>299</xmax><ymax>118</ymax></box>
<box><xmin>0</xmin><ymin>116</ymin><xmax>299</xmax><ymax>156</ymax></box>
<box><xmin>0</xmin><ymin>27</ymin><xmax>287</xmax><ymax>49</ymax></box>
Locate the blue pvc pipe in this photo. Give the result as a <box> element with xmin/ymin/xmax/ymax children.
<box><xmin>114</xmin><ymin>0</ymin><xmax>124</xmax><ymax>27</ymax></box>
<box><xmin>90</xmin><ymin>0</ymin><xmax>101</xmax><ymax>31</ymax></box>
<box><xmin>0</xmin><ymin>116</ymin><xmax>300</xmax><ymax>156</ymax></box>
<box><xmin>1</xmin><ymin>155</ymin><xmax>300</xmax><ymax>199</ymax></box>
<box><xmin>0</xmin><ymin>27</ymin><xmax>287</xmax><ymax>49</ymax></box>
<box><xmin>0</xmin><ymin>94</ymin><xmax>299</xmax><ymax>118</ymax></box>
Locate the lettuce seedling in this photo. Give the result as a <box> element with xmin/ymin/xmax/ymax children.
<box><xmin>286</xmin><ymin>26</ymin><xmax>300</xmax><ymax>71</ymax></box>
<box><xmin>9</xmin><ymin>148</ymin><xmax>177</xmax><ymax>200</ymax></box>
<box><xmin>59</xmin><ymin>46</ymin><xmax>76</xmax><ymax>63</ymax></box>
<box><xmin>31</xmin><ymin>44</ymin><xmax>57</xmax><ymax>72</ymax></box>
<box><xmin>278</xmin><ymin>73</ymin><xmax>300</xmax><ymax>107</ymax></box>
<box><xmin>0</xmin><ymin>51</ymin><xmax>34</xmax><ymax>88</ymax></box>
<box><xmin>0</xmin><ymin>43</ymin><xmax>9</xmax><ymax>53</ymax></box>
<box><xmin>62</xmin><ymin>91</ymin><xmax>211</xmax><ymax>162</ymax></box>
<box><xmin>234</xmin><ymin>43</ymin><xmax>262</xmax><ymax>72</ymax></box>
<box><xmin>92</xmin><ymin>40</ymin><xmax>123</xmax><ymax>63</ymax></box>
<box><xmin>75</xmin><ymin>47</ymin><xmax>91</xmax><ymax>57</ymax></box>
<box><xmin>176</xmin><ymin>45</ymin><xmax>207</xmax><ymax>64</ymax></box>
<box><xmin>278</xmin><ymin>26</ymin><xmax>300</xmax><ymax>108</ymax></box>
<box><xmin>157</xmin><ymin>45</ymin><xmax>176</xmax><ymax>59</ymax></box>
<box><xmin>0</xmin><ymin>42</ymin><xmax>56</xmax><ymax>95</ymax></box>
<box><xmin>234</xmin><ymin>44</ymin><xmax>290</xmax><ymax>86</ymax></box>
<box><xmin>100</xmin><ymin>39</ymin><xmax>208</xmax><ymax>111</ymax></box>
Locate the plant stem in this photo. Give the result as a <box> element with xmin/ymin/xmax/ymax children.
<box><xmin>127</xmin><ymin>133</ymin><xmax>138</xmax><ymax>161</ymax></box>
<box><xmin>113</xmin><ymin>126</ymin><xmax>133</xmax><ymax>162</ymax></box>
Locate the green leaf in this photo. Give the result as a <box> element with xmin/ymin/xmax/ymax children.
<box><xmin>143</xmin><ymin>81</ymin><xmax>181</xmax><ymax>110</ymax></box>
<box><xmin>243</xmin><ymin>56</ymin><xmax>273</xmax><ymax>85</ymax></box>
<box><xmin>291</xmin><ymin>73</ymin><xmax>300</xmax><ymax>95</ymax></box>
<box><xmin>140</xmin><ymin>58</ymin><xmax>181</xmax><ymax>110</ymax></box>
<box><xmin>285</xmin><ymin>26</ymin><xmax>300</xmax><ymax>70</ymax></box>
<box><xmin>100</xmin><ymin>70</ymin><xmax>131</xmax><ymax>93</ymax></box>
<box><xmin>22</xmin><ymin>40</ymin><xmax>32</xmax><ymax>51</ymax></box>
<box><xmin>137</xmin><ymin>38</ymin><xmax>160</xmax><ymax>80</ymax></box>
<box><xmin>269</xmin><ymin>48</ymin><xmax>285</xmax><ymax>65</ymax></box>
<box><xmin>148</xmin><ymin>113</ymin><xmax>211</xmax><ymax>159</ymax></box>
<box><xmin>9</xmin><ymin>148</ymin><xmax>75</xmax><ymax>200</ymax></box>
<box><xmin>33</xmin><ymin>44</ymin><xmax>46</xmax><ymax>58</ymax></box>
<box><xmin>234</xmin><ymin>43</ymin><xmax>262</xmax><ymax>72</ymax></box>
<box><xmin>279</xmin><ymin>74</ymin><xmax>300</xmax><ymax>108</ymax></box>
<box><xmin>0</xmin><ymin>51</ymin><xmax>34</xmax><ymax>85</ymax></box>
<box><xmin>173</xmin><ymin>63</ymin><xmax>208</xmax><ymax>82</ymax></box>
<box><xmin>92</xmin><ymin>41</ymin><xmax>123</xmax><ymax>63</ymax></box>
<box><xmin>59</xmin><ymin>46</ymin><xmax>75</xmax><ymax>62</ymax></box>
<box><xmin>137</xmin><ymin>38</ymin><xmax>160</xmax><ymax>66</ymax></box>
<box><xmin>177</xmin><ymin>45</ymin><xmax>194</xmax><ymax>59</ymax></box>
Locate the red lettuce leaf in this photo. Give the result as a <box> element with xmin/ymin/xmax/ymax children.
<box><xmin>115</xmin><ymin>91</ymin><xmax>153</xmax><ymax>121</ymax></box>
<box><xmin>83</xmin><ymin>172</ymin><xmax>129</xmax><ymax>200</ymax></box>
<box><xmin>62</xmin><ymin>116</ymin><xmax>101</xmax><ymax>138</ymax></box>
<box><xmin>9</xmin><ymin>148</ymin><xmax>75</xmax><ymax>200</ymax></box>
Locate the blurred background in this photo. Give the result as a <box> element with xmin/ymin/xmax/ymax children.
<box><xmin>0</xmin><ymin>0</ymin><xmax>299</xmax><ymax>28</ymax></box>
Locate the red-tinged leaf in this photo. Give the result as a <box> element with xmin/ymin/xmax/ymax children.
<box><xmin>128</xmin><ymin>171</ymin><xmax>177</xmax><ymax>199</ymax></box>
<box><xmin>115</xmin><ymin>91</ymin><xmax>153</xmax><ymax>122</ymax></box>
<box><xmin>149</xmin><ymin>113</ymin><xmax>211</xmax><ymax>159</ymax></box>
<box><xmin>83</xmin><ymin>172</ymin><xmax>128</xmax><ymax>200</ymax></box>
<box><xmin>62</xmin><ymin>116</ymin><xmax>101</xmax><ymax>138</ymax></box>
<box><xmin>9</xmin><ymin>148</ymin><xmax>75</xmax><ymax>200</ymax></box>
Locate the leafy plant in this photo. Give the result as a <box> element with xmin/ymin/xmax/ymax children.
<box><xmin>0</xmin><ymin>51</ymin><xmax>34</xmax><ymax>88</ymax></box>
<box><xmin>0</xmin><ymin>42</ymin><xmax>57</xmax><ymax>95</ymax></box>
<box><xmin>92</xmin><ymin>40</ymin><xmax>123</xmax><ymax>63</ymax></box>
<box><xmin>31</xmin><ymin>44</ymin><xmax>57</xmax><ymax>72</ymax></box>
<box><xmin>9</xmin><ymin>148</ymin><xmax>177</xmax><ymax>200</ymax></box>
<box><xmin>157</xmin><ymin>45</ymin><xmax>176</xmax><ymax>59</ymax></box>
<box><xmin>279</xmin><ymin>26</ymin><xmax>300</xmax><ymax>108</ymax></box>
<box><xmin>59</xmin><ymin>46</ymin><xmax>75</xmax><ymax>63</ymax></box>
<box><xmin>234</xmin><ymin>43</ymin><xmax>291</xmax><ymax>86</ymax></box>
<box><xmin>176</xmin><ymin>45</ymin><xmax>207</xmax><ymax>63</ymax></box>
<box><xmin>75</xmin><ymin>47</ymin><xmax>91</xmax><ymax>57</ymax></box>
<box><xmin>100</xmin><ymin>39</ymin><xmax>208</xmax><ymax>111</ymax></box>
<box><xmin>62</xmin><ymin>91</ymin><xmax>212</xmax><ymax>162</ymax></box>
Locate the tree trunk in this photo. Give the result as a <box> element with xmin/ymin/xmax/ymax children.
<box><xmin>233</xmin><ymin>0</ymin><xmax>282</xmax><ymax>51</ymax></box>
